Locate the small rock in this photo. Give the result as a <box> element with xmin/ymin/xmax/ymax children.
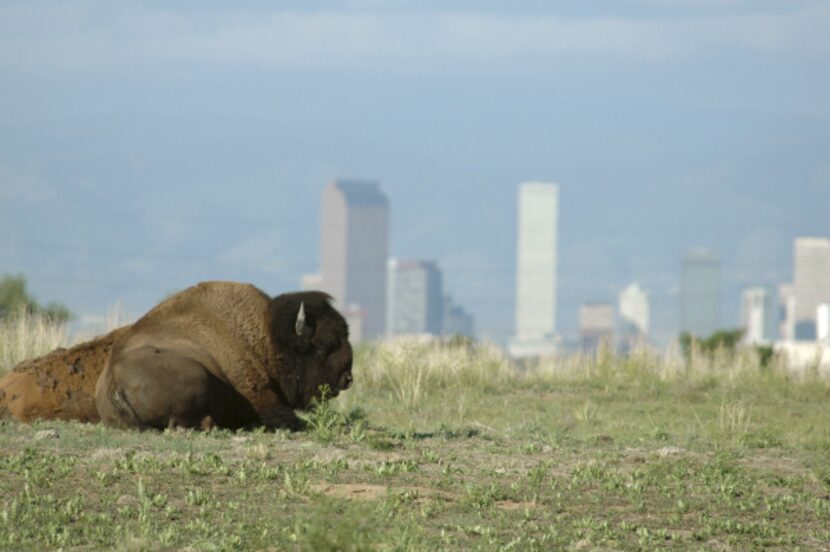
<box><xmin>34</xmin><ymin>429</ymin><xmax>60</xmax><ymax>440</ymax></box>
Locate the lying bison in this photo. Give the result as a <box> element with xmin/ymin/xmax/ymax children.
<box><xmin>1</xmin><ymin>281</ymin><xmax>353</xmax><ymax>431</ymax></box>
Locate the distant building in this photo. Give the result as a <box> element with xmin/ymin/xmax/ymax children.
<box><xmin>386</xmin><ymin>259</ymin><xmax>444</xmax><ymax>336</ymax></box>
<box><xmin>579</xmin><ymin>302</ymin><xmax>615</xmax><ymax>352</ymax></box>
<box><xmin>304</xmin><ymin>180</ymin><xmax>389</xmax><ymax>340</ymax></box>
<box><xmin>740</xmin><ymin>286</ymin><xmax>778</xmax><ymax>345</ymax></box>
<box><xmin>509</xmin><ymin>182</ymin><xmax>559</xmax><ymax>357</ymax></box>
<box><xmin>301</xmin><ymin>273</ymin><xmax>323</xmax><ymax>292</ymax></box>
<box><xmin>793</xmin><ymin>237</ymin><xmax>830</xmax><ymax>340</ymax></box>
<box><xmin>618</xmin><ymin>282</ymin><xmax>649</xmax><ymax>352</ymax></box>
<box><xmin>818</xmin><ymin>304</ymin><xmax>830</xmax><ymax>344</ymax></box>
<box><xmin>680</xmin><ymin>248</ymin><xmax>720</xmax><ymax>337</ymax></box>
<box><xmin>778</xmin><ymin>283</ymin><xmax>796</xmax><ymax>341</ymax></box>
<box><xmin>343</xmin><ymin>304</ymin><xmax>366</xmax><ymax>344</ymax></box>
<box><xmin>443</xmin><ymin>295</ymin><xmax>475</xmax><ymax>339</ymax></box>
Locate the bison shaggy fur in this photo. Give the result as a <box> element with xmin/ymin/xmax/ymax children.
<box><xmin>1</xmin><ymin>281</ymin><xmax>353</xmax><ymax>431</ymax></box>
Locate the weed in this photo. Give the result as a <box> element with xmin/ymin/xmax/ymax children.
<box><xmin>299</xmin><ymin>384</ymin><xmax>345</xmax><ymax>443</ymax></box>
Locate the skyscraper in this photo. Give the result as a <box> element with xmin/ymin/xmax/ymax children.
<box><xmin>778</xmin><ymin>283</ymin><xmax>796</xmax><ymax>341</ymax></box>
<box><xmin>509</xmin><ymin>182</ymin><xmax>558</xmax><ymax>357</ymax></box>
<box><xmin>579</xmin><ymin>302</ymin><xmax>615</xmax><ymax>352</ymax></box>
<box><xmin>618</xmin><ymin>282</ymin><xmax>649</xmax><ymax>352</ymax></box>
<box><xmin>314</xmin><ymin>179</ymin><xmax>389</xmax><ymax>340</ymax></box>
<box><xmin>619</xmin><ymin>282</ymin><xmax>649</xmax><ymax>336</ymax></box>
<box><xmin>740</xmin><ymin>286</ymin><xmax>778</xmax><ymax>344</ymax></box>
<box><xmin>680</xmin><ymin>248</ymin><xmax>720</xmax><ymax>337</ymax></box>
<box><xmin>386</xmin><ymin>259</ymin><xmax>444</xmax><ymax>336</ymax></box>
<box><xmin>793</xmin><ymin>237</ymin><xmax>830</xmax><ymax>340</ymax></box>
<box><xmin>818</xmin><ymin>304</ymin><xmax>830</xmax><ymax>344</ymax></box>
<box><xmin>443</xmin><ymin>295</ymin><xmax>475</xmax><ymax>339</ymax></box>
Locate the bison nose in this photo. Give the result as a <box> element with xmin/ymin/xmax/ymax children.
<box><xmin>344</xmin><ymin>374</ymin><xmax>353</xmax><ymax>389</ymax></box>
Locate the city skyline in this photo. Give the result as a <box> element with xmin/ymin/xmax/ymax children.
<box><xmin>1</xmin><ymin>2</ymin><xmax>828</xmax><ymax>345</ymax></box>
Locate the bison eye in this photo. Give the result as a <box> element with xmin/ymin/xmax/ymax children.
<box><xmin>338</xmin><ymin>371</ymin><xmax>352</xmax><ymax>390</ymax></box>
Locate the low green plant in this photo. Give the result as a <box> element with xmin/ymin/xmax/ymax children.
<box><xmin>299</xmin><ymin>385</ymin><xmax>345</xmax><ymax>443</ymax></box>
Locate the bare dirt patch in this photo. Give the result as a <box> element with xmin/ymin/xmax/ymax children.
<box><xmin>312</xmin><ymin>483</ymin><xmax>389</xmax><ymax>501</ymax></box>
<box><xmin>496</xmin><ymin>500</ymin><xmax>537</xmax><ymax>511</ymax></box>
<box><xmin>312</xmin><ymin>482</ymin><xmax>455</xmax><ymax>503</ymax></box>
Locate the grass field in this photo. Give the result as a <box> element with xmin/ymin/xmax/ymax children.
<box><xmin>1</xmin><ymin>316</ymin><xmax>830</xmax><ymax>550</ymax></box>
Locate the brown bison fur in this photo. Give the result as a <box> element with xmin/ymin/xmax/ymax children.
<box><xmin>0</xmin><ymin>325</ymin><xmax>131</xmax><ymax>423</ymax></box>
<box><xmin>95</xmin><ymin>281</ymin><xmax>353</xmax><ymax>431</ymax></box>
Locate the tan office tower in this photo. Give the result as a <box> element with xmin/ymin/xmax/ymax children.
<box><xmin>793</xmin><ymin>237</ymin><xmax>830</xmax><ymax>340</ymax></box>
<box><xmin>509</xmin><ymin>182</ymin><xmax>559</xmax><ymax>357</ymax></box>
<box><xmin>319</xmin><ymin>180</ymin><xmax>389</xmax><ymax>340</ymax></box>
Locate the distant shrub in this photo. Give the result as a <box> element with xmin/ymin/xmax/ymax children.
<box><xmin>678</xmin><ymin>329</ymin><xmax>781</xmax><ymax>372</ymax></box>
<box><xmin>679</xmin><ymin>329</ymin><xmax>745</xmax><ymax>359</ymax></box>
<box><xmin>0</xmin><ymin>274</ymin><xmax>72</xmax><ymax>323</ymax></box>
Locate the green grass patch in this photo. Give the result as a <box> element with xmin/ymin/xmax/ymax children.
<box><xmin>2</xmin><ymin>331</ymin><xmax>830</xmax><ymax>549</ymax></box>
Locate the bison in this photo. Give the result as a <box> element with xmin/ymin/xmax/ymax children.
<box><xmin>1</xmin><ymin>281</ymin><xmax>353</xmax><ymax>431</ymax></box>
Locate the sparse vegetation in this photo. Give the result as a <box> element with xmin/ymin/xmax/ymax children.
<box><xmin>2</xmin><ymin>326</ymin><xmax>830</xmax><ymax>549</ymax></box>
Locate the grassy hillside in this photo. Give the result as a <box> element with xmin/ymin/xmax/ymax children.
<box><xmin>1</xmin><ymin>321</ymin><xmax>829</xmax><ymax>550</ymax></box>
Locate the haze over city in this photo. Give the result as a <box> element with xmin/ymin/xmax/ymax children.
<box><xmin>1</xmin><ymin>1</ymin><xmax>829</xmax><ymax>346</ymax></box>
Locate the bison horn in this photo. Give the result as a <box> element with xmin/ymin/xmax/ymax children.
<box><xmin>295</xmin><ymin>301</ymin><xmax>306</xmax><ymax>335</ymax></box>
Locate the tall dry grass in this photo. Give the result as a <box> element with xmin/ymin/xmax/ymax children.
<box><xmin>342</xmin><ymin>336</ymin><xmax>823</xmax><ymax>407</ymax></box>
<box><xmin>350</xmin><ymin>337</ymin><xmax>512</xmax><ymax>408</ymax></box>
<box><xmin>0</xmin><ymin>304</ymin><xmax>133</xmax><ymax>377</ymax></box>
<box><xmin>0</xmin><ymin>314</ymin><xmax>69</xmax><ymax>375</ymax></box>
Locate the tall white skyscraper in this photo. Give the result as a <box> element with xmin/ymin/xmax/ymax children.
<box><xmin>618</xmin><ymin>282</ymin><xmax>649</xmax><ymax>352</ymax></box>
<box><xmin>680</xmin><ymin>248</ymin><xmax>720</xmax><ymax>337</ymax></box>
<box><xmin>740</xmin><ymin>286</ymin><xmax>778</xmax><ymax>344</ymax></box>
<box><xmin>818</xmin><ymin>304</ymin><xmax>830</xmax><ymax>344</ymax></box>
<box><xmin>509</xmin><ymin>182</ymin><xmax>558</xmax><ymax>358</ymax></box>
<box><xmin>793</xmin><ymin>237</ymin><xmax>830</xmax><ymax>340</ymax></box>
<box><xmin>778</xmin><ymin>283</ymin><xmax>796</xmax><ymax>341</ymax></box>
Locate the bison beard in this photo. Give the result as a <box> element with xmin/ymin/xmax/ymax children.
<box><xmin>0</xmin><ymin>282</ymin><xmax>353</xmax><ymax>431</ymax></box>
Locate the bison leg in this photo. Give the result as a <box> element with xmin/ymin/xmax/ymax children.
<box><xmin>96</xmin><ymin>347</ymin><xmax>213</xmax><ymax>430</ymax></box>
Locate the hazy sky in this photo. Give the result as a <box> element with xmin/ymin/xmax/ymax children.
<box><xmin>1</xmin><ymin>1</ymin><xmax>829</xmax><ymax>344</ymax></box>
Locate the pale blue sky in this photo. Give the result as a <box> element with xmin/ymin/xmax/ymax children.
<box><xmin>1</xmin><ymin>1</ymin><xmax>828</xmax><ymax>344</ymax></box>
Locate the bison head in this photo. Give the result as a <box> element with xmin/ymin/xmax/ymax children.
<box><xmin>270</xmin><ymin>291</ymin><xmax>353</xmax><ymax>409</ymax></box>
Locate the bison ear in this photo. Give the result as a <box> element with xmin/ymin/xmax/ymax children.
<box><xmin>295</xmin><ymin>301</ymin><xmax>306</xmax><ymax>336</ymax></box>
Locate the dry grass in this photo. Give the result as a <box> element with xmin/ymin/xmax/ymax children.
<box><xmin>0</xmin><ymin>313</ymin><xmax>69</xmax><ymax>375</ymax></box>
<box><xmin>0</xmin><ymin>304</ymin><xmax>133</xmax><ymax>376</ymax></box>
